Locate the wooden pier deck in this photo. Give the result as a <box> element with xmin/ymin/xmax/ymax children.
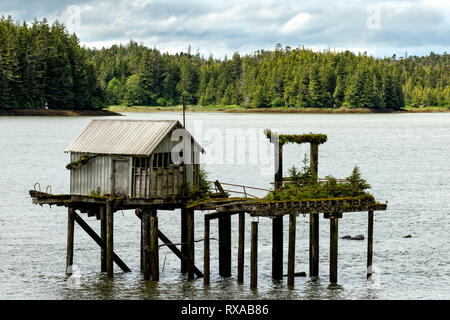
<box><xmin>30</xmin><ymin>189</ymin><xmax>386</xmax><ymax>288</ymax></box>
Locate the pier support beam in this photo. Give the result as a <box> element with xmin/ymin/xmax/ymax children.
<box><xmin>272</xmin><ymin>217</ymin><xmax>283</xmax><ymax>280</ymax></box>
<box><xmin>137</xmin><ymin>209</ymin><xmax>143</xmax><ymax>273</ymax></box>
<box><xmin>186</xmin><ymin>208</ymin><xmax>195</xmax><ymax>280</ymax></box>
<box><xmin>66</xmin><ymin>208</ymin><xmax>74</xmax><ymax>275</ymax></box>
<box><xmin>237</xmin><ymin>212</ymin><xmax>245</xmax><ymax>284</ymax></box>
<box><xmin>71</xmin><ymin>211</ymin><xmax>130</xmax><ymax>272</ymax></box>
<box><xmin>367</xmin><ymin>209</ymin><xmax>374</xmax><ymax>279</ymax></box>
<box><xmin>309</xmin><ymin>142</ymin><xmax>320</xmax><ymax>278</ymax></box>
<box><xmin>106</xmin><ymin>199</ymin><xmax>114</xmax><ymax>278</ymax></box>
<box><xmin>329</xmin><ymin>215</ymin><xmax>339</xmax><ymax>284</ymax></box>
<box><xmin>150</xmin><ymin>215</ymin><xmax>159</xmax><ymax>281</ymax></box>
<box><xmin>142</xmin><ymin>209</ymin><xmax>153</xmax><ymax>280</ymax></box>
<box><xmin>309</xmin><ymin>213</ymin><xmax>319</xmax><ymax>277</ymax></box>
<box><xmin>272</xmin><ymin>138</ymin><xmax>284</xmax><ymax>280</ymax></box>
<box><xmin>219</xmin><ymin>214</ymin><xmax>231</xmax><ymax>277</ymax></box>
<box><xmin>181</xmin><ymin>207</ymin><xmax>188</xmax><ymax>273</ymax></box>
<box><xmin>287</xmin><ymin>214</ymin><xmax>296</xmax><ymax>288</ymax></box>
<box><xmin>100</xmin><ymin>206</ymin><xmax>106</xmax><ymax>272</ymax></box>
<box><xmin>204</xmin><ymin>216</ymin><xmax>210</xmax><ymax>286</ymax></box>
<box><xmin>250</xmin><ymin>221</ymin><xmax>258</xmax><ymax>290</ymax></box>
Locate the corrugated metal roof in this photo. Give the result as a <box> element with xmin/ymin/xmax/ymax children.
<box><xmin>65</xmin><ymin>120</ymin><xmax>203</xmax><ymax>155</ymax></box>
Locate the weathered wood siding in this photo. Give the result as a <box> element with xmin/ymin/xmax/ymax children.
<box><xmin>70</xmin><ymin>134</ymin><xmax>201</xmax><ymax>199</ymax></box>
<box><xmin>152</xmin><ymin>135</ymin><xmax>201</xmax><ymax>191</ymax></box>
<box><xmin>70</xmin><ymin>153</ymin><xmax>132</xmax><ymax>197</ymax></box>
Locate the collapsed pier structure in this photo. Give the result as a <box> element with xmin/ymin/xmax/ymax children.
<box><xmin>30</xmin><ymin>120</ymin><xmax>387</xmax><ymax>289</ymax></box>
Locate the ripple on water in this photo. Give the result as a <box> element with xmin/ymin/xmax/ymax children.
<box><xmin>0</xmin><ymin>112</ymin><xmax>449</xmax><ymax>299</ymax></box>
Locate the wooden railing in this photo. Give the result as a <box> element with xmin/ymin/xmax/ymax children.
<box><xmin>208</xmin><ymin>180</ymin><xmax>272</xmax><ymax>198</ymax></box>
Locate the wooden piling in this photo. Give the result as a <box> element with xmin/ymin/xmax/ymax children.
<box><xmin>219</xmin><ymin>214</ymin><xmax>231</xmax><ymax>277</ymax></box>
<box><xmin>272</xmin><ymin>141</ymin><xmax>283</xmax><ymax>280</ymax></box>
<box><xmin>272</xmin><ymin>217</ymin><xmax>283</xmax><ymax>280</ymax></box>
<box><xmin>100</xmin><ymin>206</ymin><xmax>106</xmax><ymax>272</ymax></box>
<box><xmin>186</xmin><ymin>208</ymin><xmax>195</xmax><ymax>280</ymax></box>
<box><xmin>237</xmin><ymin>212</ymin><xmax>245</xmax><ymax>284</ymax></box>
<box><xmin>71</xmin><ymin>211</ymin><xmax>130</xmax><ymax>272</ymax></box>
<box><xmin>288</xmin><ymin>214</ymin><xmax>296</xmax><ymax>288</ymax></box>
<box><xmin>309</xmin><ymin>213</ymin><xmax>319</xmax><ymax>277</ymax></box>
<box><xmin>250</xmin><ymin>221</ymin><xmax>258</xmax><ymax>290</ymax></box>
<box><xmin>309</xmin><ymin>142</ymin><xmax>320</xmax><ymax>278</ymax></box>
<box><xmin>367</xmin><ymin>209</ymin><xmax>374</xmax><ymax>279</ymax></box>
<box><xmin>142</xmin><ymin>209</ymin><xmax>151</xmax><ymax>280</ymax></box>
<box><xmin>66</xmin><ymin>208</ymin><xmax>74</xmax><ymax>275</ymax></box>
<box><xmin>181</xmin><ymin>207</ymin><xmax>188</xmax><ymax>273</ymax></box>
<box><xmin>106</xmin><ymin>199</ymin><xmax>114</xmax><ymax>278</ymax></box>
<box><xmin>150</xmin><ymin>215</ymin><xmax>159</xmax><ymax>281</ymax></box>
<box><xmin>204</xmin><ymin>216</ymin><xmax>210</xmax><ymax>285</ymax></box>
<box><xmin>330</xmin><ymin>216</ymin><xmax>339</xmax><ymax>283</ymax></box>
<box><xmin>139</xmin><ymin>209</ymin><xmax>144</xmax><ymax>272</ymax></box>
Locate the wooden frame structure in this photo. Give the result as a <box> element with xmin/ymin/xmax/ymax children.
<box><xmin>29</xmin><ymin>129</ymin><xmax>387</xmax><ymax>290</ymax></box>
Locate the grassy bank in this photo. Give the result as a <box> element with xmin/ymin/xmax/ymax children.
<box><xmin>107</xmin><ymin>105</ymin><xmax>450</xmax><ymax>114</ymax></box>
<box><xmin>0</xmin><ymin>109</ymin><xmax>122</xmax><ymax>116</ymax></box>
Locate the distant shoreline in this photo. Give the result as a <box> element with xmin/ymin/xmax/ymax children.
<box><xmin>1</xmin><ymin>106</ymin><xmax>449</xmax><ymax>116</ymax></box>
<box><xmin>0</xmin><ymin>109</ymin><xmax>122</xmax><ymax>116</ymax></box>
<box><xmin>107</xmin><ymin>105</ymin><xmax>450</xmax><ymax>114</ymax></box>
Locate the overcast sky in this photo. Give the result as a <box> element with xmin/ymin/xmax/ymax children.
<box><xmin>2</xmin><ymin>0</ymin><xmax>449</xmax><ymax>58</ymax></box>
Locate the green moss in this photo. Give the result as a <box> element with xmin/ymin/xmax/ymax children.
<box><xmin>66</xmin><ymin>153</ymin><xmax>98</xmax><ymax>170</ymax></box>
<box><xmin>264</xmin><ymin>129</ymin><xmax>327</xmax><ymax>145</ymax></box>
<box><xmin>244</xmin><ymin>194</ymin><xmax>375</xmax><ymax>205</ymax></box>
<box><xmin>279</xmin><ymin>133</ymin><xmax>327</xmax><ymax>145</ymax></box>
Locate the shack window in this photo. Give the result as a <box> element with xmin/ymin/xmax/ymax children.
<box><xmin>133</xmin><ymin>157</ymin><xmax>151</xmax><ymax>169</ymax></box>
<box><xmin>152</xmin><ymin>153</ymin><xmax>175</xmax><ymax>168</ymax></box>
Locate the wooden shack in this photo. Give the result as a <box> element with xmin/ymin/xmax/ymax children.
<box><xmin>65</xmin><ymin>119</ymin><xmax>203</xmax><ymax>198</ymax></box>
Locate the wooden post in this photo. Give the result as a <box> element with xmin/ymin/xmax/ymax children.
<box><xmin>106</xmin><ymin>199</ymin><xmax>114</xmax><ymax>278</ymax></box>
<box><xmin>100</xmin><ymin>206</ymin><xmax>106</xmax><ymax>273</ymax></box>
<box><xmin>272</xmin><ymin>142</ymin><xmax>283</xmax><ymax>280</ymax></box>
<box><xmin>250</xmin><ymin>221</ymin><xmax>258</xmax><ymax>290</ymax></box>
<box><xmin>139</xmin><ymin>209</ymin><xmax>144</xmax><ymax>272</ymax></box>
<box><xmin>310</xmin><ymin>143</ymin><xmax>319</xmax><ymax>179</ymax></box>
<box><xmin>204</xmin><ymin>216</ymin><xmax>210</xmax><ymax>285</ymax></box>
<box><xmin>309</xmin><ymin>142</ymin><xmax>320</xmax><ymax>278</ymax></box>
<box><xmin>186</xmin><ymin>208</ymin><xmax>195</xmax><ymax>280</ymax></box>
<box><xmin>309</xmin><ymin>213</ymin><xmax>319</xmax><ymax>277</ymax></box>
<box><xmin>367</xmin><ymin>209</ymin><xmax>374</xmax><ymax>279</ymax></box>
<box><xmin>142</xmin><ymin>209</ymin><xmax>151</xmax><ymax>280</ymax></box>
<box><xmin>135</xmin><ymin>210</ymin><xmax>203</xmax><ymax>278</ymax></box>
<box><xmin>71</xmin><ymin>211</ymin><xmax>130</xmax><ymax>272</ymax></box>
<box><xmin>330</xmin><ymin>217</ymin><xmax>339</xmax><ymax>283</ymax></box>
<box><xmin>275</xmin><ymin>139</ymin><xmax>283</xmax><ymax>190</ymax></box>
<box><xmin>272</xmin><ymin>217</ymin><xmax>283</xmax><ymax>280</ymax></box>
<box><xmin>219</xmin><ymin>214</ymin><xmax>231</xmax><ymax>277</ymax></box>
<box><xmin>66</xmin><ymin>208</ymin><xmax>74</xmax><ymax>275</ymax></box>
<box><xmin>150</xmin><ymin>215</ymin><xmax>159</xmax><ymax>281</ymax></box>
<box><xmin>237</xmin><ymin>212</ymin><xmax>245</xmax><ymax>284</ymax></box>
<box><xmin>288</xmin><ymin>214</ymin><xmax>296</xmax><ymax>288</ymax></box>
<box><xmin>181</xmin><ymin>207</ymin><xmax>188</xmax><ymax>273</ymax></box>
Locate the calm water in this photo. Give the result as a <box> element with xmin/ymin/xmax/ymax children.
<box><xmin>0</xmin><ymin>111</ymin><xmax>449</xmax><ymax>300</ymax></box>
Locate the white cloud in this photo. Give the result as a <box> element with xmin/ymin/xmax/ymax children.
<box><xmin>5</xmin><ymin>0</ymin><xmax>449</xmax><ymax>58</ymax></box>
<box><xmin>280</xmin><ymin>12</ymin><xmax>313</xmax><ymax>34</ymax></box>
